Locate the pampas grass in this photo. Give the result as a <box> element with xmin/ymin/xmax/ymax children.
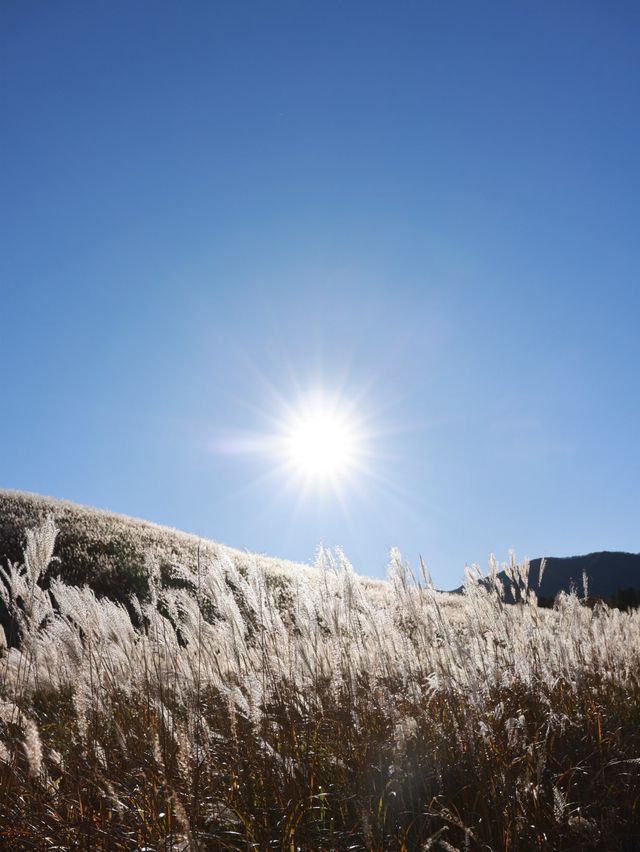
<box><xmin>0</xmin><ymin>513</ymin><xmax>639</xmax><ymax>850</ymax></box>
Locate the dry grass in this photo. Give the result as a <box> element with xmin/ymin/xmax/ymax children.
<box><xmin>0</xmin><ymin>506</ymin><xmax>639</xmax><ymax>850</ymax></box>
<box><xmin>0</xmin><ymin>490</ymin><xmax>354</xmax><ymax>607</ymax></box>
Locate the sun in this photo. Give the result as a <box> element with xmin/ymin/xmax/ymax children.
<box><xmin>281</xmin><ymin>399</ymin><xmax>362</xmax><ymax>484</ymax></box>
<box><xmin>211</xmin><ymin>387</ymin><xmax>371</xmax><ymax>496</ymax></box>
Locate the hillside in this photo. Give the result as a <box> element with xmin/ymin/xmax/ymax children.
<box><xmin>0</xmin><ymin>489</ymin><xmax>394</xmax><ymax>643</ymax></box>
<box><xmin>0</xmin><ymin>489</ymin><xmax>389</xmax><ymax>600</ymax></box>
<box><xmin>0</xmin><ymin>490</ymin><xmax>312</xmax><ymax>595</ymax></box>
<box><xmin>450</xmin><ymin>550</ymin><xmax>640</xmax><ymax>604</ymax></box>
<box><xmin>1</xmin><ymin>493</ymin><xmax>640</xmax><ymax>847</ymax></box>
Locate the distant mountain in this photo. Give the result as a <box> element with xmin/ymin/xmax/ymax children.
<box><xmin>450</xmin><ymin>551</ymin><xmax>640</xmax><ymax>605</ymax></box>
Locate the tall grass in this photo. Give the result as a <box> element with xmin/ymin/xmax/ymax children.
<box><xmin>1</xmin><ymin>517</ymin><xmax>639</xmax><ymax>849</ymax></box>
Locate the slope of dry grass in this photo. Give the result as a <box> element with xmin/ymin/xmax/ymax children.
<box><xmin>0</xmin><ymin>500</ymin><xmax>639</xmax><ymax>849</ymax></box>
<box><xmin>0</xmin><ymin>490</ymin><xmax>365</xmax><ymax>603</ymax></box>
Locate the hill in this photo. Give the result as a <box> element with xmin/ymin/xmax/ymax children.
<box><xmin>0</xmin><ymin>490</ymin><xmax>317</xmax><ymax>602</ymax></box>
<box><xmin>0</xmin><ymin>490</ymin><xmax>392</xmax><ymax>641</ymax></box>
<box><xmin>1</xmin><ymin>492</ymin><xmax>640</xmax><ymax>847</ymax></box>
<box><xmin>450</xmin><ymin>550</ymin><xmax>640</xmax><ymax>605</ymax></box>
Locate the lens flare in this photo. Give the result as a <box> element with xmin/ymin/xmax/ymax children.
<box><xmin>281</xmin><ymin>398</ymin><xmax>362</xmax><ymax>485</ymax></box>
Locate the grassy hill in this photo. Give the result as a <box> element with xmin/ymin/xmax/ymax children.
<box><xmin>1</xmin><ymin>492</ymin><xmax>640</xmax><ymax>849</ymax></box>
<box><xmin>0</xmin><ymin>490</ymin><xmax>393</xmax><ymax>642</ymax></box>
<box><xmin>0</xmin><ymin>489</ymin><xmax>325</xmax><ymax>601</ymax></box>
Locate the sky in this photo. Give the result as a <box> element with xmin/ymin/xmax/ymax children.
<box><xmin>2</xmin><ymin>1</ymin><xmax>640</xmax><ymax>588</ymax></box>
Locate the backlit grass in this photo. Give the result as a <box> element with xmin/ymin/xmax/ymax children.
<box><xmin>1</xmin><ymin>513</ymin><xmax>639</xmax><ymax>849</ymax></box>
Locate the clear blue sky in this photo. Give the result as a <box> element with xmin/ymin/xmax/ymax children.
<box><xmin>2</xmin><ymin>2</ymin><xmax>639</xmax><ymax>587</ymax></box>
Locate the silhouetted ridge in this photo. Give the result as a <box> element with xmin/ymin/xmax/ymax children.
<box><xmin>450</xmin><ymin>551</ymin><xmax>640</xmax><ymax>604</ymax></box>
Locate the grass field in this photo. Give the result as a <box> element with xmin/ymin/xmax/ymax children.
<box><xmin>1</xmin><ymin>494</ymin><xmax>639</xmax><ymax>849</ymax></box>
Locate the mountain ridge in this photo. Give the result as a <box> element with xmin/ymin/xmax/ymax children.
<box><xmin>449</xmin><ymin>550</ymin><xmax>640</xmax><ymax>603</ymax></box>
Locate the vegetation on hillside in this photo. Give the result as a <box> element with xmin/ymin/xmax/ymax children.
<box><xmin>0</xmin><ymin>491</ymin><xmax>387</xmax><ymax>646</ymax></box>
<box><xmin>0</xmin><ymin>510</ymin><xmax>639</xmax><ymax>849</ymax></box>
<box><xmin>0</xmin><ymin>491</ymin><xmax>332</xmax><ymax>605</ymax></box>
